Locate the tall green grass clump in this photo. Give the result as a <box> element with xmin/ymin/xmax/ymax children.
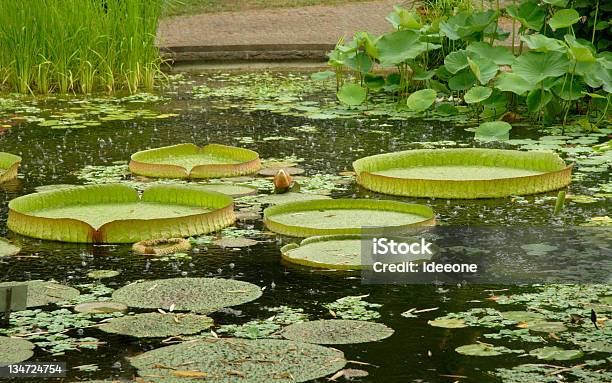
<box><xmin>0</xmin><ymin>0</ymin><xmax>163</xmax><ymax>94</ymax></box>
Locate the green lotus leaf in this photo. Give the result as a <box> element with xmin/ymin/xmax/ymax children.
<box><xmin>256</xmin><ymin>192</ymin><xmax>331</xmax><ymax>206</ymax></box>
<box><xmin>386</xmin><ymin>6</ymin><xmax>421</xmax><ymax>30</ymax></box>
<box><xmin>310</xmin><ymin>71</ymin><xmax>335</xmax><ymax>81</ymax></box>
<box><xmin>74</xmin><ymin>301</ymin><xmax>128</xmax><ymax>314</ymax></box>
<box><xmin>111</xmin><ymin>277</ymin><xmax>262</xmax><ymax>313</ymax></box>
<box><xmin>130</xmin><ymin>143</ymin><xmax>261</xmax><ymax>179</ymax></box>
<box><xmin>87</xmin><ymin>270</ymin><xmax>120</xmax><ymax>279</ymax></box>
<box><xmin>494</xmin><ymin>72</ymin><xmax>534</xmax><ymax>95</ymax></box>
<box><xmin>467</xmin><ymin>55</ymin><xmax>498</xmax><ymax>85</ymax></box>
<box><xmin>376</xmin><ymin>30</ymin><xmax>439</xmax><ymax>66</ymax></box>
<box><xmin>337</xmin><ymin>83</ymin><xmax>367</xmax><ymax>106</ymax></box>
<box><xmin>428</xmin><ymin>318</ymin><xmax>469</xmax><ymax>328</ymax></box>
<box><xmin>448</xmin><ymin>69</ymin><xmax>477</xmax><ymax>91</ymax></box>
<box><xmin>364</xmin><ymin>73</ymin><xmax>385</xmax><ymax>90</ymax></box>
<box><xmin>512</xmin><ymin>51</ymin><xmax>570</xmax><ymax>84</ymax></box>
<box><xmin>528</xmin><ymin>322</ymin><xmax>567</xmax><ymax>333</ymax></box>
<box><xmin>527</xmin><ymin>88</ymin><xmax>553</xmax><ymax>113</ymax></box>
<box><xmin>0</xmin><ymin>337</ymin><xmax>35</xmax><ymax>366</ymax></box>
<box><xmin>506</xmin><ymin>2</ymin><xmax>546</xmax><ymax>31</ymax></box>
<box><xmin>552</xmin><ymin>77</ymin><xmax>585</xmax><ymax>101</ymax></box>
<box><xmin>548</xmin><ymin>9</ymin><xmax>580</xmax><ymax>30</ymax></box>
<box><xmin>407</xmin><ymin>89</ymin><xmax>437</xmax><ymax>112</ymax></box>
<box><xmin>0</xmin><ymin>238</ymin><xmax>20</xmax><ymax>257</ymax></box>
<box><xmin>8</xmin><ymin>184</ymin><xmax>235</xmax><ymax>243</ymax></box>
<box><xmin>543</xmin><ymin>0</ymin><xmax>568</xmax><ymax>6</ymax></box>
<box><xmin>281</xmin><ymin>235</ymin><xmax>367</xmax><ymax>270</ymax></box>
<box><xmin>282</xmin><ymin>319</ymin><xmax>394</xmax><ymax>345</ymax></box>
<box><xmin>194</xmin><ymin>184</ymin><xmax>257</xmax><ymax>197</ymax></box>
<box><xmin>529</xmin><ymin>346</ymin><xmax>583</xmax><ymax>361</ymax></box>
<box><xmin>467</xmin><ymin>42</ymin><xmax>514</xmax><ymax>65</ymax></box>
<box><xmin>0</xmin><ymin>152</ymin><xmax>21</xmax><ymax>184</ymax></box>
<box><xmin>353</xmin><ymin>148</ymin><xmax>572</xmax><ymax>198</ymax></box>
<box><xmin>499</xmin><ymin>311</ymin><xmax>546</xmax><ymax>323</ymax></box>
<box><xmin>475</xmin><ymin>121</ymin><xmax>512</xmax><ymax>141</ymax></box>
<box><xmin>520</xmin><ymin>34</ymin><xmax>566</xmax><ymax>52</ymax></box>
<box><xmin>263</xmin><ymin>199</ymin><xmax>435</xmax><ymax>237</ymax></box>
<box><xmin>456</xmin><ymin>343</ymin><xmax>522</xmax><ymax>356</ymax></box>
<box><xmin>344</xmin><ymin>52</ymin><xmax>372</xmax><ymax>74</ymax></box>
<box><xmin>464</xmin><ymin>86</ymin><xmax>493</xmax><ymax>104</ymax></box>
<box><xmin>130</xmin><ymin>338</ymin><xmax>346</xmax><ymax>383</ymax></box>
<box><xmin>98</xmin><ymin>312</ymin><xmax>213</xmax><ymax>338</ymax></box>
<box><xmin>565</xmin><ymin>35</ymin><xmax>596</xmax><ymax>63</ymax></box>
<box><xmin>444</xmin><ymin>50</ymin><xmax>469</xmax><ymax>74</ymax></box>
<box><xmin>0</xmin><ymin>280</ymin><xmax>80</xmax><ymax>308</ymax></box>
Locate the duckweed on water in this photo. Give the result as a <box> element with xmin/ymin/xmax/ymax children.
<box><xmin>216</xmin><ymin>306</ymin><xmax>308</xmax><ymax>340</ymax></box>
<box><xmin>323</xmin><ymin>295</ymin><xmax>382</xmax><ymax>321</ymax></box>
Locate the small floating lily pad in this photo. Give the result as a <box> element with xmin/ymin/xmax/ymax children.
<box><xmin>0</xmin><ymin>337</ymin><xmax>35</xmax><ymax>366</ymax></box>
<box><xmin>132</xmin><ymin>238</ymin><xmax>192</xmax><ymax>255</ymax></box>
<box><xmin>428</xmin><ymin>318</ymin><xmax>469</xmax><ymax>328</ymax></box>
<box><xmin>98</xmin><ymin>312</ymin><xmax>213</xmax><ymax>338</ymax></box>
<box><xmin>500</xmin><ymin>311</ymin><xmax>546</xmax><ymax>324</ymax></box>
<box><xmin>74</xmin><ymin>301</ymin><xmax>128</xmax><ymax>314</ymax></box>
<box><xmin>130</xmin><ymin>338</ymin><xmax>346</xmax><ymax>383</ymax></box>
<box><xmin>281</xmin><ymin>235</ymin><xmax>364</xmax><ymax>270</ymax></box>
<box><xmin>87</xmin><ymin>270</ymin><xmax>120</xmax><ymax>279</ymax></box>
<box><xmin>0</xmin><ymin>280</ymin><xmax>80</xmax><ymax>307</ymax></box>
<box><xmin>112</xmin><ymin>277</ymin><xmax>262</xmax><ymax>313</ymax></box>
<box><xmin>456</xmin><ymin>343</ymin><xmax>522</xmax><ymax>356</ymax></box>
<box><xmin>194</xmin><ymin>183</ymin><xmax>257</xmax><ymax>197</ymax></box>
<box><xmin>213</xmin><ymin>237</ymin><xmax>259</xmax><ymax>248</ymax></box>
<box><xmin>353</xmin><ymin>148</ymin><xmax>572</xmax><ymax>198</ymax></box>
<box><xmin>282</xmin><ymin>319</ymin><xmax>394</xmax><ymax>344</ymax></box>
<box><xmin>256</xmin><ymin>192</ymin><xmax>331</xmax><ymax>205</ymax></box>
<box><xmin>0</xmin><ymin>238</ymin><xmax>20</xmax><ymax>257</ymax></box>
<box><xmin>8</xmin><ymin>184</ymin><xmax>235</xmax><ymax>243</ymax></box>
<box><xmin>130</xmin><ymin>143</ymin><xmax>261</xmax><ymax>179</ymax></box>
<box><xmin>264</xmin><ymin>199</ymin><xmax>434</xmax><ymax>237</ymax></box>
<box><xmin>0</xmin><ymin>152</ymin><xmax>21</xmax><ymax>184</ymax></box>
<box><xmin>528</xmin><ymin>322</ymin><xmax>567</xmax><ymax>333</ymax></box>
<box><xmin>529</xmin><ymin>346</ymin><xmax>583</xmax><ymax>361</ymax></box>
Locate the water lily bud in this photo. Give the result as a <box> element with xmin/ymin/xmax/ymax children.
<box><xmin>274</xmin><ymin>169</ymin><xmax>293</xmax><ymax>190</ymax></box>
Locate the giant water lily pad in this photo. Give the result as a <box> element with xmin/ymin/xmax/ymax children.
<box><xmin>130</xmin><ymin>143</ymin><xmax>261</xmax><ymax>179</ymax></box>
<box><xmin>0</xmin><ymin>152</ymin><xmax>21</xmax><ymax>184</ymax></box>
<box><xmin>98</xmin><ymin>312</ymin><xmax>213</xmax><ymax>338</ymax></box>
<box><xmin>0</xmin><ymin>337</ymin><xmax>35</xmax><ymax>366</ymax></box>
<box><xmin>282</xmin><ymin>319</ymin><xmax>394</xmax><ymax>344</ymax></box>
<box><xmin>130</xmin><ymin>338</ymin><xmax>345</xmax><ymax>383</ymax></box>
<box><xmin>8</xmin><ymin>184</ymin><xmax>235</xmax><ymax>243</ymax></box>
<box><xmin>264</xmin><ymin>199</ymin><xmax>434</xmax><ymax>237</ymax></box>
<box><xmin>353</xmin><ymin>148</ymin><xmax>572</xmax><ymax>198</ymax></box>
<box><xmin>112</xmin><ymin>277</ymin><xmax>262</xmax><ymax>313</ymax></box>
<box><xmin>0</xmin><ymin>280</ymin><xmax>80</xmax><ymax>307</ymax></box>
<box><xmin>456</xmin><ymin>343</ymin><xmax>522</xmax><ymax>356</ymax></box>
<box><xmin>529</xmin><ymin>346</ymin><xmax>583</xmax><ymax>361</ymax></box>
<box><xmin>74</xmin><ymin>301</ymin><xmax>128</xmax><ymax>314</ymax></box>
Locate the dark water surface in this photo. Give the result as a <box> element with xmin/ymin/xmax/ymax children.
<box><xmin>0</xmin><ymin>74</ymin><xmax>609</xmax><ymax>382</ymax></box>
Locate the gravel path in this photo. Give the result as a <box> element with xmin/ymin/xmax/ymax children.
<box><xmin>157</xmin><ymin>0</ymin><xmax>408</xmax><ymax>47</ymax></box>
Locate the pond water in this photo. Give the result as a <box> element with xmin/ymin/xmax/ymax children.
<box><xmin>0</xmin><ymin>72</ymin><xmax>610</xmax><ymax>382</ymax></box>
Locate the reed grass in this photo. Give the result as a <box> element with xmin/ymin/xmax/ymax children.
<box><xmin>0</xmin><ymin>0</ymin><xmax>163</xmax><ymax>94</ymax></box>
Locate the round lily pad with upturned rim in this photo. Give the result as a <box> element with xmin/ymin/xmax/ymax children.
<box><xmin>130</xmin><ymin>143</ymin><xmax>261</xmax><ymax>179</ymax></box>
<box><xmin>282</xmin><ymin>319</ymin><xmax>394</xmax><ymax>344</ymax></box>
<box><xmin>264</xmin><ymin>199</ymin><xmax>435</xmax><ymax>237</ymax></box>
<box><xmin>97</xmin><ymin>312</ymin><xmax>213</xmax><ymax>338</ymax></box>
<box><xmin>0</xmin><ymin>280</ymin><xmax>80</xmax><ymax>308</ymax></box>
<box><xmin>8</xmin><ymin>184</ymin><xmax>235</xmax><ymax>243</ymax></box>
<box><xmin>353</xmin><ymin>148</ymin><xmax>572</xmax><ymax>198</ymax></box>
<box><xmin>132</xmin><ymin>238</ymin><xmax>192</xmax><ymax>255</ymax></box>
<box><xmin>129</xmin><ymin>338</ymin><xmax>346</xmax><ymax>383</ymax></box>
<box><xmin>0</xmin><ymin>238</ymin><xmax>20</xmax><ymax>257</ymax></box>
<box><xmin>427</xmin><ymin>318</ymin><xmax>469</xmax><ymax>328</ymax></box>
<box><xmin>0</xmin><ymin>337</ymin><xmax>35</xmax><ymax>366</ymax></box>
<box><xmin>281</xmin><ymin>235</ymin><xmax>365</xmax><ymax>270</ymax></box>
<box><xmin>0</xmin><ymin>152</ymin><xmax>21</xmax><ymax>184</ymax></box>
<box><xmin>111</xmin><ymin>277</ymin><xmax>262</xmax><ymax>313</ymax></box>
